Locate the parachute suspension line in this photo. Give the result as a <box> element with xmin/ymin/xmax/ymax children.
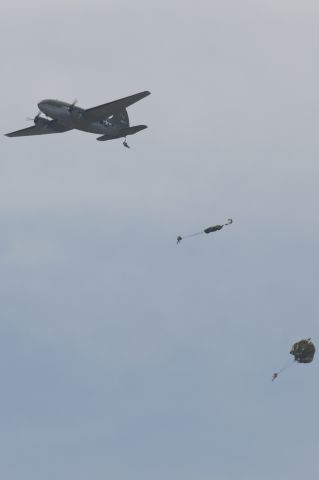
<box><xmin>272</xmin><ymin>360</ymin><xmax>296</xmax><ymax>381</ymax></box>
<box><xmin>176</xmin><ymin>231</ymin><xmax>204</xmax><ymax>244</ymax></box>
<box><xmin>181</xmin><ymin>231</ymin><xmax>203</xmax><ymax>240</ymax></box>
<box><xmin>277</xmin><ymin>359</ymin><xmax>296</xmax><ymax>374</ymax></box>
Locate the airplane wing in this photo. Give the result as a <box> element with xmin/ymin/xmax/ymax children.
<box><xmin>5</xmin><ymin>121</ymin><xmax>72</xmax><ymax>137</ymax></box>
<box><xmin>85</xmin><ymin>91</ymin><xmax>150</xmax><ymax>121</ymax></box>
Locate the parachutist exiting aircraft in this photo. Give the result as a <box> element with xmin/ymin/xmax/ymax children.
<box><xmin>5</xmin><ymin>91</ymin><xmax>150</xmax><ymax>147</ymax></box>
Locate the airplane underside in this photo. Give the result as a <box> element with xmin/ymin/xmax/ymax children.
<box><xmin>5</xmin><ymin>91</ymin><xmax>150</xmax><ymax>145</ymax></box>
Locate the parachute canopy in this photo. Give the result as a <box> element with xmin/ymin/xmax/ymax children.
<box><xmin>204</xmin><ymin>225</ymin><xmax>223</xmax><ymax>234</ymax></box>
<box><xmin>290</xmin><ymin>338</ymin><xmax>315</xmax><ymax>364</ymax></box>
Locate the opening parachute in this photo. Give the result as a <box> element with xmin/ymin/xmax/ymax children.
<box><xmin>177</xmin><ymin>219</ymin><xmax>233</xmax><ymax>244</ymax></box>
<box><xmin>290</xmin><ymin>338</ymin><xmax>316</xmax><ymax>364</ymax></box>
<box><xmin>272</xmin><ymin>338</ymin><xmax>315</xmax><ymax>381</ymax></box>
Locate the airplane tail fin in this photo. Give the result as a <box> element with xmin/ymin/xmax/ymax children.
<box><xmin>96</xmin><ymin>125</ymin><xmax>147</xmax><ymax>141</ymax></box>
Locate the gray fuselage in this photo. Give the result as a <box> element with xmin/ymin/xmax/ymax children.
<box><xmin>38</xmin><ymin>99</ymin><xmax>118</xmax><ymax>135</ymax></box>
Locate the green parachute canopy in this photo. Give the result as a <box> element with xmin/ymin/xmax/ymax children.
<box><xmin>290</xmin><ymin>338</ymin><xmax>316</xmax><ymax>364</ymax></box>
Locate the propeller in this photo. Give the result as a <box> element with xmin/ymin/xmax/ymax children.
<box><xmin>26</xmin><ymin>111</ymin><xmax>42</xmax><ymax>124</ymax></box>
<box><xmin>67</xmin><ymin>99</ymin><xmax>78</xmax><ymax>113</ymax></box>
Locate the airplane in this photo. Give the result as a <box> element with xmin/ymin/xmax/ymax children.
<box><xmin>5</xmin><ymin>91</ymin><xmax>150</xmax><ymax>148</ymax></box>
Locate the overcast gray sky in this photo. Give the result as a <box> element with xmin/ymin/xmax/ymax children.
<box><xmin>1</xmin><ymin>1</ymin><xmax>319</xmax><ymax>479</ymax></box>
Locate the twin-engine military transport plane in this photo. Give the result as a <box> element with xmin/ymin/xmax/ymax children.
<box><xmin>5</xmin><ymin>91</ymin><xmax>150</xmax><ymax>148</ymax></box>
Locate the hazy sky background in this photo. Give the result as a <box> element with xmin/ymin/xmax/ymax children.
<box><xmin>1</xmin><ymin>1</ymin><xmax>319</xmax><ymax>479</ymax></box>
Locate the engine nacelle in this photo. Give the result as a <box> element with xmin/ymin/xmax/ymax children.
<box><xmin>34</xmin><ymin>116</ymin><xmax>50</xmax><ymax>127</ymax></box>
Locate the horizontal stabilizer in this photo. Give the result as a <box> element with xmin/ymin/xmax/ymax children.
<box><xmin>96</xmin><ymin>125</ymin><xmax>147</xmax><ymax>141</ymax></box>
<box><xmin>121</xmin><ymin>125</ymin><xmax>147</xmax><ymax>136</ymax></box>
